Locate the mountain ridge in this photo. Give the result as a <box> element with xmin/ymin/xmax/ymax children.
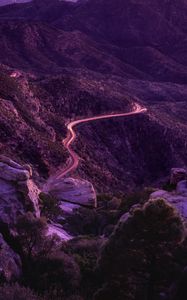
<box><xmin>0</xmin><ymin>0</ymin><xmax>187</xmax><ymax>192</ymax></box>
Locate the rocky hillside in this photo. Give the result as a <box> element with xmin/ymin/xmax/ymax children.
<box><xmin>0</xmin><ymin>0</ymin><xmax>187</xmax><ymax>82</ymax></box>
<box><xmin>0</xmin><ymin>0</ymin><xmax>186</xmax><ymax>193</ymax></box>
<box><xmin>0</xmin><ymin>65</ymin><xmax>134</xmax><ymax>187</ymax></box>
<box><xmin>0</xmin><ymin>20</ymin><xmax>149</xmax><ymax>79</ymax></box>
<box><xmin>1</xmin><ymin>155</ymin><xmax>187</xmax><ymax>300</ymax></box>
<box><xmin>0</xmin><ymin>2</ymin><xmax>187</xmax><ymax>300</ymax></box>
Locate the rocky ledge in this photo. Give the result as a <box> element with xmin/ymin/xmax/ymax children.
<box><xmin>150</xmin><ymin>168</ymin><xmax>187</xmax><ymax>220</ymax></box>
<box><xmin>0</xmin><ymin>155</ymin><xmax>40</xmax><ymax>227</ymax></box>
<box><xmin>44</xmin><ymin>177</ymin><xmax>97</xmax><ymax>209</ymax></box>
<box><xmin>0</xmin><ymin>156</ymin><xmax>41</xmax><ymax>281</ymax></box>
<box><xmin>0</xmin><ymin>233</ymin><xmax>22</xmax><ymax>282</ymax></box>
<box><xmin>0</xmin><ymin>156</ymin><xmax>98</xmax><ymax>280</ymax></box>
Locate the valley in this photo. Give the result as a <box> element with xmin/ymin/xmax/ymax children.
<box><xmin>0</xmin><ymin>0</ymin><xmax>186</xmax><ymax>193</ymax></box>
<box><xmin>0</xmin><ymin>1</ymin><xmax>187</xmax><ymax>300</ymax></box>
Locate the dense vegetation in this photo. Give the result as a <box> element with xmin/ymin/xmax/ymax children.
<box><xmin>1</xmin><ymin>193</ymin><xmax>187</xmax><ymax>300</ymax></box>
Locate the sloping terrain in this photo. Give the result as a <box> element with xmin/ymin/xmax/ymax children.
<box><xmin>0</xmin><ymin>0</ymin><xmax>186</xmax><ymax>192</ymax></box>
<box><xmin>0</xmin><ymin>20</ymin><xmax>150</xmax><ymax>80</ymax></box>
<box><xmin>0</xmin><ymin>65</ymin><xmax>134</xmax><ymax>187</ymax></box>
<box><xmin>0</xmin><ymin>2</ymin><xmax>187</xmax><ymax>300</ymax></box>
<box><xmin>0</xmin><ymin>0</ymin><xmax>187</xmax><ymax>83</ymax></box>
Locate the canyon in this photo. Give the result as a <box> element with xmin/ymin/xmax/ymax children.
<box><xmin>0</xmin><ymin>1</ymin><xmax>187</xmax><ymax>299</ymax></box>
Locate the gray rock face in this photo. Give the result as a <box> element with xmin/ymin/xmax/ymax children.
<box><xmin>47</xmin><ymin>223</ymin><xmax>72</xmax><ymax>241</ymax></box>
<box><xmin>176</xmin><ymin>180</ymin><xmax>187</xmax><ymax>196</ymax></box>
<box><xmin>0</xmin><ymin>156</ymin><xmax>40</xmax><ymax>227</ymax></box>
<box><xmin>0</xmin><ymin>162</ymin><xmax>29</xmax><ymax>182</ymax></box>
<box><xmin>170</xmin><ymin>168</ymin><xmax>187</xmax><ymax>185</ymax></box>
<box><xmin>45</xmin><ymin>177</ymin><xmax>97</xmax><ymax>208</ymax></box>
<box><xmin>150</xmin><ymin>180</ymin><xmax>187</xmax><ymax>219</ymax></box>
<box><xmin>0</xmin><ymin>156</ymin><xmax>42</xmax><ymax>281</ymax></box>
<box><xmin>0</xmin><ymin>177</ymin><xmax>24</xmax><ymax>226</ymax></box>
<box><xmin>0</xmin><ymin>233</ymin><xmax>22</xmax><ymax>282</ymax></box>
<box><xmin>0</xmin><ymin>156</ymin><xmax>75</xmax><ymax>243</ymax></box>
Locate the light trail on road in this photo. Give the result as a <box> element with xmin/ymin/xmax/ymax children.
<box><xmin>55</xmin><ymin>103</ymin><xmax>147</xmax><ymax>179</ymax></box>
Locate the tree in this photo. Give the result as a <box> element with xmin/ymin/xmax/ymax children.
<box><xmin>16</xmin><ymin>212</ymin><xmax>47</xmax><ymax>259</ymax></box>
<box><xmin>94</xmin><ymin>198</ymin><xmax>185</xmax><ymax>300</ymax></box>
<box><xmin>39</xmin><ymin>193</ymin><xmax>62</xmax><ymax>221</ymax></box>
<box><xmin>27</xmin><ymin>252</ymin><xmax>81</xmax><ymax>297</ymax></box>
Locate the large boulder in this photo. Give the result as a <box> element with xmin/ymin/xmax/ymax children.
<box><xmin>0</xmin><ymin>156</ymin><xmax>40</xmax><ymax>228</ymax></box>
<box><xmin>45</xmin><ymin>177</ymin><xmax>97</xmax><ymax>208</ymax></box>
<box><xmin>47</xmin><ymin>223</ymin><xmax>72</xmax><ymax>241</ymax></box>
<box><xmin>0</xmin><ymin>156</ymin><xmax>31</xmax><ymax>181</ymax></box>
<box><xmin>0</xmin><ymin>233</ymin><xmax>22</xmax><ymax>282</ymax></box>
<box><xmin>170</xmin><ymin>168</ymin><xmax>187</xmax><ymax>185</ymax></box>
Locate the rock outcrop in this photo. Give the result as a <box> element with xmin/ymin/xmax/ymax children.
<box><xmin>47</xmin><ymin>223</ymin><xmax>72</xmax><ymax>241</ymax></box>
<box><xmin>150</xmin><ymin>180</ymin><xmax>187</xmax><ymax>220</ymax></box>
<box><xmin>0</xmin><ymin>156</ymin><xmax>40</xmax><ymax>229</ymax></box>
<box><xmin>45</xmin><ymin>177</ymin><xmax>97</xmax><ymax>208</ymax></box>
<box><xmin>0</xmin><ymin>155</ymin><xmax>75</xmax><ymax>249</ymax></box>
<box><xmin>170</xmin><ymin>168</ymin><xmax>187</xmax><ymax>185</ymax></box>
<box><xmin>0</xmin><ymin>233</ymin><xmax>22</xmax><ymax>282</ymax></box>
<box><xmin>0</xmin><ymin>156</ymin><xmax>42</xmax><ymax>280</ymax></box>
<box><xmin>149</xmin><ymin>168</ymin><xmax>187</xmax><ymax>220</ymax></box>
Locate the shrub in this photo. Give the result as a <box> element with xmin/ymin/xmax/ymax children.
<box><xmin>16</xmin><ymin>212</ymin><xmax>47</xmax><ymax>259</ymax></box>
<box><xmin>94</xmin><ymin>198</ymin><xmax>185</xmax><ymax>300</ymax></box>
<box><xmin>39</xmin><ymin>193</ymin><xmax>62</xmax><ymax>221</ymax></box>
<box><xmin>0</xmin><ymin>283</ymin><xmax>42</xmax><ymax>300</ymax></box>
<box><xmin>162</xmin><ymin>181</ymin><xmax>176</xmax><ymax>192</ymax></box>
<box><xmin>119</xmin><ymin>188</ymin><xmax>154</xmax><ymax>213</ymax></box>
<box><xmin>27</xmin><ymin>252</ymin><xmax>81</xmax><ymax>294</ymax></box>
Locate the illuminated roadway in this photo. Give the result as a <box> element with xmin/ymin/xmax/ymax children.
<box><xmin>55</xmin><ymin>103</ymin><xmax>147</xmax><ymax>179</ymax></box>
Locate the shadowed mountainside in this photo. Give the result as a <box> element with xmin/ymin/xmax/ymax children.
<box><xmin>0</xmin><ymin>0</ymin><xmax>187</xmax><ymax>192</ymax></box>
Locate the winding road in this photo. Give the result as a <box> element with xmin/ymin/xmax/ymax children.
<box><xmin>55</xmin><ymin>103</ymin><xmax>147</xmax><ymax>179</ymax></box>
<box><xmin>44</xmin><ymin>103</ymin><xmax>147</xmax><ymax>239</ymax></box>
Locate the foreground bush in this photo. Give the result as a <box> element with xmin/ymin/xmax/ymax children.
<box><xmin>0</xmin><ymin>283</ymin><xmax>42</xmax><ymax>300</ymax></box>
<box><xmin>94</xmin><ymin>198</ymin><xmax>185</xmax><ymax>300</ymax></box>
<box><xmin>39</xmin><ymin>193</ymin><xmax>62</xmax><ymax>221</ymax></box>
<box><xmin>16</xmin><ymin>212</ymin><xmax>47</xmax><ymax>259</ymax></box>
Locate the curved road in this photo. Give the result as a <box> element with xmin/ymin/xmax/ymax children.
<box><xmin>55</xmin><ymin>103</ymin><xmax>147</xmax><ymax>180</ymax></box>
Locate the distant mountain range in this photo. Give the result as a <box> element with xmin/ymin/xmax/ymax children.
<box><xmin>0</xmin><ymin>0</ymin><xmax>31</xmax><ymax>6</ymax></box>
<box><xmin>0</xmin><ymin>0</ymin><xmax>77</xmax><ymax>6</ymax></box>
<box><xmin>0</xmin><ymin>2</ymin><xmax>187</xmax><ymax>300</ymax></box>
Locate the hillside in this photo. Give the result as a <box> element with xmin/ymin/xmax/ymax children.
<box><xmin>0</xmin><ymin>0</ymin><xmax>186</xmax><ymax>192</ymax></box>
<box><xmin>1</xmin><ymin>1</ymin><xmax>187</xmax><ymax>300</ymax></box>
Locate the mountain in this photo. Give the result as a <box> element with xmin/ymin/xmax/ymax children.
<box><xmin>1</xmin><ymin>2</ymin><xmax>187</xmax><ymax>300</ymax></box>
<box><xmin>1</xmin><ymin>0</ymin><xmax>187</xmax><ymax>83</ymax></box>
<box><xmin>0</xmin><ymin>0</ymin><xmax>187</xmax><ymax>192</ymax></box>
<box><xmin>7</xmin><ymin>0</ymin><xmax>186</xmax><ymax>48</ymax></box>
<box><xmin>0</xmin><ymin>21</ymin><xmax>149</xmax><ymax>78</ymax></box>
<box><xmin>0</xmin><ymin>0</ymin><xmax>31</xmax><ymax>6</ymax></box>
